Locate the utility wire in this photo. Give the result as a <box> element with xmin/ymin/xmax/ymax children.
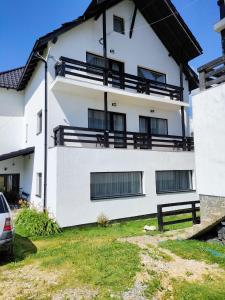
<box><xmin>104</xmin><ymin>0</ymin><xmax>201</xmax><ymax>40</ymax></box>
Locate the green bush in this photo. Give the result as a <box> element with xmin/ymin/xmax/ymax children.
<box><xmin>15</xmin><ymin>208</ymin><xmax>60</xmax><ymax>236</ymax></box>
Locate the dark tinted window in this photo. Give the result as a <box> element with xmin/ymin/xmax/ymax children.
<box><xmin>138</xmin><ymin>67</ymin><xmax>166</xmax><ymax>84</ymax></box>
<box><xmin>156</xmin><ymin>171</ymin><xmax>193</xmax><ymax>194</ymax></box>
<box><xmin>91</xmin><ymin>172</ymin><xmax>143</xmax><ymax>200</ymax></box>
<box><xmin>114</xmin><ymin>16</ymin><xmax>125</xmax><ymax>34</ymax></box>
<box><xmin>0</xmin><ymin>195</ymin><xmax>9</xmax><ymax>214</ymax></box>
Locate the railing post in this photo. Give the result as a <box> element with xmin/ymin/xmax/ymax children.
<box><xmin>199</xmin><ymin>71</ymin><xmax>206</xmax><ymax>91</ymax></box>
<box><xmin>145</xmin><ymin>81</ymin><xmax>150</xmax><ymax>95</ymax></box>
<box><xmin>157</xmin><ymin>205</ymin><xmax>164</xmax><ymax>232</ymax></box>
<box><xmin>104</xmin><ymin>130</ymin><xmax>109</xmax><ymax>148</ymax></box>
<box><xmin>59</xmin><ymin>126</ymin><xmax>64</xmax><ymax>146</ymax></box>
<box><xmin>133</xmin><ymin>133</ymin><xmax>138</xmax><ymax>149</ymax></box>
<box><xmin>192</xmin><ymin>203</ymin><xmax>198</xmax><ymax>225</ymax></box>
<box><xmin>148</xmin><ymin>134</ymin><xmax>152</xmax><ymax>149</ymax></box>
<box><xmin>54</xmin><ymin>129</ymin><xmax>58</xmax><ymax>146</ymax></box>
<box><xmin>182</xmin><ymin>137</ymin><xmax>187</xmax><ymax>151</ymax></box>
<box><xmin>187</xmin><ymin>137</ymin><xmax>192</xmax><ymax>151</ymax></box>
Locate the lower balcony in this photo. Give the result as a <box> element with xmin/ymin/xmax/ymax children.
<box><xmin>53</xmin><ymin>126</ymin><xmax>194</xmax><ymax>151</ymax></box>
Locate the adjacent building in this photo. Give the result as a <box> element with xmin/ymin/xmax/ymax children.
<box><xmin>192</xmin><ymin>0</ymin><xmax>225</xmax><ymax>221</ymax></box>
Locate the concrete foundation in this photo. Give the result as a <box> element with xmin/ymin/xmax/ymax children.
<box><xmin>200</xmin><ymin>194</ymin><xmax>225</xmax><ymax>222</ymax></box>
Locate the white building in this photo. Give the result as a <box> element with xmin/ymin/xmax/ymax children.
<box><xmin>192</xmin><ymin>0</ymin><xmax>225</xmax><ymax>221</ymax></box>
<box><xmin>0</xmin><ymin>0</ymin><xmax>202</xmax><ymax>227</ymax></box>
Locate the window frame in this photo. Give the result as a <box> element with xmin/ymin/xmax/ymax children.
<box><xmin>88</xmin><ymin>108</ymin><xmax>127</xmax><ymax>132</ymax></box>
<box><xmin>139</xmin><ymin>115</ymin><xmax>168</xmax><ymax>136</ymax></box>
<box><xmin>155</xmin><ymin>170</ymin><xmax>194</xmax><ymax>194</ymax></box>
<box><xmin>36</xmin><ymin>173</ymin><xmax>42</xmax><ymax>198</ymax></box>
<box><xmin>113</xmin><ymin>15</ymin><xmax>125</xmax><ymax>35</ymax></box>
<box><xmin>37</xmin><ymin>110</ymin><xmax>43</xmax><ymax>135</ymax></box>
<box><xmin>90</xmin><ymin>171</ymin><xmax>144</xmax><ymax>200</ymax></box>
<box><xmin>137</xmin><ymin>66</ymin><xmax>167</xmax><ymax>84</ymax></box>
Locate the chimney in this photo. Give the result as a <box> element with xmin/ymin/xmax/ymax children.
<box><xmin>215</xmin><ymin>0</ymin><xmax>225</xmax><ymax>54</ymax></box>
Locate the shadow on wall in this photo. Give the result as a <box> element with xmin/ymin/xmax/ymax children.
<box><xmin>23</xmin><ymin>153</ymin><xmax>34</xmax><ymax>201</ymax></box>
<box><xmin>0</xmin><ymin>234</ymin><xmax>37</xmax><ymax>266</ymax></box>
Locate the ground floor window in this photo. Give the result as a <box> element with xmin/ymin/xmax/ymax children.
<box><xmin>36</xmin><ymin>173</ymin><xmax>42</xmax><ymax>197</ymax></box>
<box><xmin>91</xmin><ymin>172</ymin><xmax>143</xmax><ymax>200</ymax></box>
<box><xmin>156</xmin><ymin>170</ymin><xmax>193</xmax><ymax>194</ymax></box>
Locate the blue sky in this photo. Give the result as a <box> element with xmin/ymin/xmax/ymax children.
<box><xmin>0</xmin><ymin>0</ymin><xmax>221</xmax><ymax>71</ymax></box>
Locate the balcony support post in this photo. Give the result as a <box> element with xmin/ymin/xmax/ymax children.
<box><xmin>180</xmin><ymin>63</ymin><xmax>186</xmax><ymax>150</ymax></box>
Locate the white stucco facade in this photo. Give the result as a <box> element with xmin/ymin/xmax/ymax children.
<box><xmin>193</xmin><ymin>83</ymin><xmax>225</xmax><ymax>198</ymax></box>
<box><xmin>47</xmin><ymin>147</ymin><xmax>197</xmax><ymax>227</ymax></box>
<box><xmin>0</xmin><ymin>0</ymin><xmax>198</xmax><ymax>226</ymax></box>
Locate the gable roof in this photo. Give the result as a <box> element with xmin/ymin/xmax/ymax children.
<box><xmin>0</xmin><ymin>67</ymin><xmax>25</xmax><ymax>90</ymax></box>
<box><xmin>13</xmin><ymin>0</ymin><xmax>202</xmax><ymax>91</ymax></box>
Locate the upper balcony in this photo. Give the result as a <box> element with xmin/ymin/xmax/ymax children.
<box><xmin>52</xmin><ymin>56</ymin><xmax>187</xmax><ymax>109</ymax></box>
<box><xmin>198</xmin><ymin>55</ymin><xmax>225</xmax><ymax>91</ymax></box>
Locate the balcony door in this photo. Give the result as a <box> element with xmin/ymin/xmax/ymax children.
<box><xmin>108</xmin><ymin>59</ymin><xmax>124</xmax><ymax>89</ymax></box>
<box><xmin>139</xmin><ymin>116</ymin><xmax>168</xmax><ymax>136</ymax></box>
<box><xmin>111</xmin><ymin>112</ymin><xmax>126</xmax><ymax>148</ymax></box>
<box><xmin>88</xmin><ymin>109</ymin><xmax>126</xmax><ymax>148</ymax></box>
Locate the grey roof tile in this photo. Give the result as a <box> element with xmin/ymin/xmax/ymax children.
<box><xmin>0</xmin><ymin>67</ymin><xmax>25</xmax><ymax>90</ymax></box>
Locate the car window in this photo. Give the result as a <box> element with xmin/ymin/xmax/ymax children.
<box><xmin>0</xmin><ymin>195</ymin><xmax>9</xmax><ymax>214</ymax></box>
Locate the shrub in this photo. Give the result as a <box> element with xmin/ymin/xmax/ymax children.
<box><xmin>15</xmin><ymin>208</ymin><xmax>60</xmax><ymax>236</ymax></box>
<box><xmin>97</xmin><ymin>213</ymin><xmax>110</xmax><ymax>227</ymax></box>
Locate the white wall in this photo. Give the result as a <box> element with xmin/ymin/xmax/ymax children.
<box><xmin>48</xmin><ymin>147</ymin><xmax>197</xmax><ymax>227</ymax></box>
<box><xmin>48</xmin><ymin>0</ymin><xmax>189</xmax><ymax>101</ymax></box>
<box><xmin>0</xmin><ymin>88</ymin><xmax>24</xmax><ymax>154</ymax></box>
<box><xmin>49</xmin><ymin>88</ymin><xmax>183</xmax><ymax>144</ymax></box>
<box><xmin>193</xmin><ymin>83</ymin><xmax>225</xmax><ymax>197</ymax></box>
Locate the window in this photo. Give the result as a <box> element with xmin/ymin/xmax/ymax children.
<box><xmin>91</xmin><ymin>172</ymin><xmax>143</xmax><ymax>199</ymax></box>
<box><xmin>138</xmin><ymin>67</ymin><xmax>166</xmax><ymax>84</ymax></box>
<box><xmin>139</xmin><ymin>116</ymin><xmax>168</xmax><ymax>135</ymax></box>
<box><xmin>86</xmin><ymin>53</ymin><xmax>105</xmax><ymax>69</ymax></box>
<box><xmin>36</xmin><ymin>173</ymin><xmax>42</xmax><ymax>197</ymax></box>
<box><xmin>37</xmin><ymin>110</ymin><xmax>42</xmax><ymax>135</ymax></box>
<box><xmin>88</xmin><ymin>109</ymin><xmax>108</xmax><ymax>130</ymax></box>
<box><xmin>156</xmin><ymin>171</ymin><xmax>193</xmax><ymax>194</ymax></box>
<box><xmin>113</xmin><ymin>15</ymin><xmax>125</xmax><ymax>34</ymax></box>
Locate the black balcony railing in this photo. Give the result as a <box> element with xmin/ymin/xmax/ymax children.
<box><xmin>53</xmin><ymin>126</ymin><xmax>194</xmax><ymax>151</ymax></box>
<box><xmin>55</xmin><ymin>56</ymin><xmax>183</xmax><ymax>101</ymax></box>
<box><xmin>198</xmin><ymin>55</ymin><xmax>225</xmax><ymax>91</ymax></box>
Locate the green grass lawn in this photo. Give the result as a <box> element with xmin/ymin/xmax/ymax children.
<box><xmin>160</xmin><ymin>239</ymin><xmax>225</xmax><ymax>300</ymax></box>
<box><xmin>1</xmin><ymin>215</ymin><xmax>194</xmax><ymax>299</ymax></box>
<box><xmin>0</xmin><ymin>215</ymin><xmax>219</xmax><ymax>300</ymax></box>
<box><xmin>160</xmin><ymin>239</ymin><xmax>225</xmax><ymax>269</ymax></box>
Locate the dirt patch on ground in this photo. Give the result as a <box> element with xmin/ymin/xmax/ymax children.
<box><xmin>52</xmin><ymin>288</ymin><xmax>98</xmax><ymax>300</ymax></box>
<box><xmin>0</xmin><ymin>264</ymin><xmax>60</xmax><ymax>299</ymax></box>
<box><xmin>120</xmin><ymin>231</ymin><xmax>225</xmax><ymax>300</ymax></box>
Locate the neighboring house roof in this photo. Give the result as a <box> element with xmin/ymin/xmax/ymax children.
<box><xmin>0</xmin><ymin>67</ymin><xmax>25</xmax><ymax>90</ymax></box>
<box><xmin>0</xmin><ymin>147</ymin><xmax>35</xmax><ymax>162</ymax></box>
<box><xmin>3</xmin><ymin>0</ymin><xmax>203</xmax><ymax>91</ymax></box>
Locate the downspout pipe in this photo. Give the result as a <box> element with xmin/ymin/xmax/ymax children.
<box><xmin>102</xmin><ymin>9</ymin><xmax>109</xmax><ymax>137</ymax></box>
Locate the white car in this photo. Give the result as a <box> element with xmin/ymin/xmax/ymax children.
<box><xmin>0</xmin><ymin>193</ymin><xmax>13</xmax><ymax>255</ymax></box>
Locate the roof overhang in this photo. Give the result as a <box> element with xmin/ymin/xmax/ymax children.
<box><xmin>0</xmin><ymin>147</ymin><xmax>35</xmax><ymax>162</ymax></box>
<box><xmin>17</xmin><ymin>0</ymin><xmax>202</xmax><ymax>91</ymax></box>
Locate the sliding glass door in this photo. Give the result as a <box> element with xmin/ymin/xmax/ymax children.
<box><xmin>112</xmin><ymin>113</ymin><xmax>126</xmax><ymax>148</ymax></box>
<box><xmin>88</xmin><ymin>109</ymin><xmax>126</xmax><ymax>148</ymax></box>
<box><xmin>139</xmin><ymin>116</ymin><xmax>168</xmax><ymax>135</ymax></box>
